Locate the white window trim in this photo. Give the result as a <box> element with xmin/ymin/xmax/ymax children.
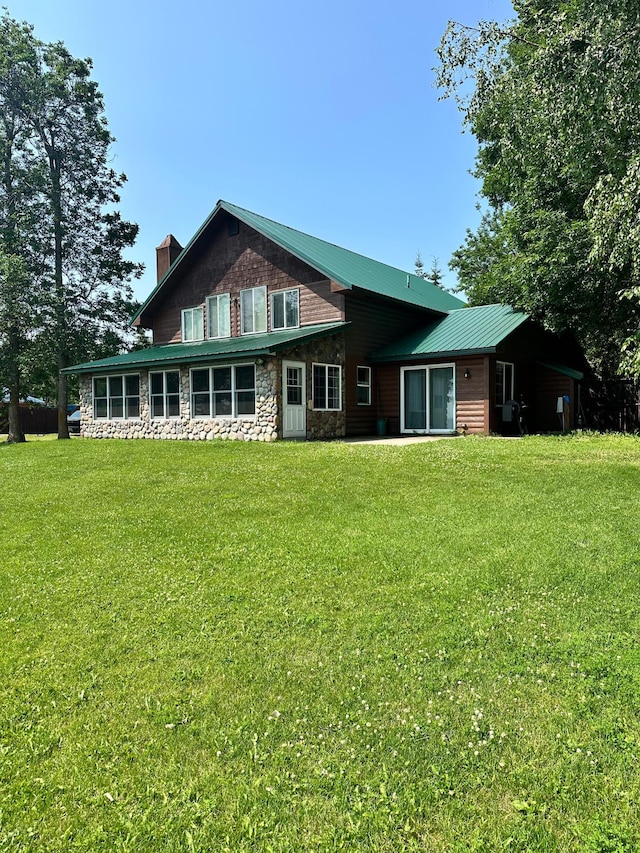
<box><xmin>400</xmin><ymin>363</ymin><xmax>456</xmax><ymax>435</ymax></box>
<box><xmin>190</xmin><ymin>363</ymin><xmax>257</xmax><ymax>420</ymax></box>
<box><xmin>206</xmin><ymin>294</ymin><xmax>231</xmax><ymax>339</ymax></box>
<box><xmin>149</xmin><ymin>369</ymin><xmax>181</xmax><ymax>420</ymax></box>
<box><xmin>181</xmin><ymin>306</ymin><xmax>204</xmax><ymax>342</ymax></box>
<box><xmin>356</xmin><ymin>365</ymin><xmax>372</xmax><ymax>406</ymax></box>
<box><xmin>93</xmin><ymin>374</ymin><xmax>140</xmax><ymax>420</ymax></box>
<box><xmin>312</xmin><ymin>362</ymin><xmax>342</xmax><ymax>412</ymax></box>
<box><xmin>270</xmin><ymin>287</ymin><xmax>300</xmax><ymax>331</ymax></box>
<box><xmin>496</xmin><ymin>361</ymin><xmax>515</xmax><ymax>407</ymax></box>
<box><xmin>240</xmin><ymin>286</ymin><xmax>267</xmax><ymax>335</ymax></box>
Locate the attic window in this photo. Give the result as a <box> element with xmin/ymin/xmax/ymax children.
<box><xmin>228</xmin><ymin>217</ymin><xmax>239</xmax><ymax>236</ymax></box>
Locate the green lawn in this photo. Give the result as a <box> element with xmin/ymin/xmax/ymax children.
<box><xmin>1</xmin><ymin>434</ymin><xmax>640</xmax><ymax>852</ymax></box>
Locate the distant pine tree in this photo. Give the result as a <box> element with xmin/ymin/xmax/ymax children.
<box><xmin>428</xmin><ymin>258</ymin><xmax>445</xmax><ymax>290</ymax></box>
<box><xmin>415</xmin><ymin>253</ymin><xmax>445</xmax><ymax>289</ymax></box>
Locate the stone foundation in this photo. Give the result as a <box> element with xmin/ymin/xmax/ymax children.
<box><xmin>79</xmin><ymin>361</ymin><xmax>279</xmax><ymax>442</ymax></box>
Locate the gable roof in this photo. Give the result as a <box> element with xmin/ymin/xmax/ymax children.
<box><xmin>62</xmin><ymin>322</ymin><xmax>348</xmax><ymax>375</ymax></box>
<box><xmin>132</xmin><ymin>200</ymin><xmax>465</xmax><ymax>325</ymax></box>
<box><xmin>370</xmin><ymin>304</ymin><xmax>530</xmax><ymax>361</ymax></box>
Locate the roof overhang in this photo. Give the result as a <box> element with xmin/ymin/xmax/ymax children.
<box><xmin>63</xmin><ymin>322</ymin><xmax>348</xmax><ymax>375</ymax></box>
<box><xmin>370</xmin><ymin>347</ymin><xmax>498</xmax><ymax>364</ymax></box>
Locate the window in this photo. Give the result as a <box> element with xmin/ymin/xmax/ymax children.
<box><xmin>271</xmin><ymin>288</ymin><xmax>299</xmax><ymax>330</ymax></box>
<box><xmin>150</xmin><ymin>370</ymin><xmax>180</xmax><ymax>418</ymax></box>
<box><xmin>206</xmin><ymin>294</ymin><xmax>231</xmax><ymax>339</ymax></box>
<box><xmin>181</xmin><ymin>306</ymin><xmax>204</xmax><ymax>342</ymax></box>
<box><xmin>93</xmin><ymin>374</ymin><xmax>139</xmax><ymax>419</ymax></box>
<box><xmin>356</xmin><ymin>366</ymin><xmax>371</xmax><ymax>405</ymax></box>
<box><xmin>240</xmin><ymin>286</ymin><xmax>267</xmax><ymax>334</ymax></box>
<box><xmin>191</xmin><ymin>364</ymin><xmax>256</xmax><ymax>418</ymax></box>
<box><xmin>313</xmin><ymin>363</ymin><xmax>341</xmax><ymax>411</ymax></box>
<box><xmin>496</xmin><ymin>361</ymin><xmax>514</xmax><ymax>407</ymax></box>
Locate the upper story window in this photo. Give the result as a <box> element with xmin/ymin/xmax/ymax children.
<box><xmin>496</xmin><ymin>361</ymin><xmax>514</xmax><ymax>407</ymax></box>
<box><xmin>150</xmin><ymin>370</ymin><xmax>180</xmax><ymax>418</ymax></box>
<box><xmin>206</xmin><ymin>294</ymin><xmax>231</xmax><ymax>339</ymax></box>
<box><xmin>93</xmin><ymin>374</ymin><xmax>140</xmax><ymax>420</ymax></box>
<box><xmin>271</xmin><ymin>288</ymin><xmax>299</xmax><ymax>330</ymax></box>
<box><xmin>240</xmin><ymin>286</ymin><xmax>267</xmax><ymax>335</ymax></box>
<box><xmin>313</xmin><ymin>363</ymin><xmax>341</xmax><ymax>411</ymax></box>
<box><xmin>182</xmin><ymin>306</ymin><xmax>204</xmax><ymax>342</ymax></box>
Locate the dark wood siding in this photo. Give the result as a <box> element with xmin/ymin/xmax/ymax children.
<box><xmin>536</xmin><ymin>368</ymin><xmax>575</xmax><ymax>431</ymax></box>
<box><xmin>377</xmin><ymin>356</ymin><xmax>491</xmax><ymax>436</ymax></box>
<box><xmin>377</xmin><ymin>364</ymin><xmax>401</xmax><ymax>434</ymax></box>
<box><xmin>455</xmin><ymin>356</ymin><xmax>489</xmax><ymax>434</ymax></box>
<box><xmin>150</xmin><ymin>219</ymin><xmax>344</xmax><ymax>343</ymax></box>
<box><xmin>343</xmin><ymin>292</ymin><xmax>437</xmax><ymax>435</ymax></box>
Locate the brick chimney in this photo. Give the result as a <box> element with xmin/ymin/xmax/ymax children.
<box><xmin>156</xmin><ymin>234</ymin><xmax>183</xmax><ymax>282</ymax></box>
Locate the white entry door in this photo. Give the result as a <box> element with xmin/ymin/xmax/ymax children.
<box><xmin>282</xmin><ymin>361</ymin><xmax>306</xmax><ymax>439</ymax></box>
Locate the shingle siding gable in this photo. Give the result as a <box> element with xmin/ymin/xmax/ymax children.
<box><xmin>150</xmin><ymin>220</ymin><xmax>345</xmax><ymax>344</ymax></box>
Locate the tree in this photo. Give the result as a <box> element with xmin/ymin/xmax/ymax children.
<box><xmin>0</xmin><ymin>12</ymin><xmax>142</xmax><ymax>439</ymax></box>
<box><xmin>415</xmin><ymin>252</ymin><xmax>446</xmax><ymax>289</ymax></box>
<box><xmin>427</xmin><ymin>257</ymin><xmax>445</xmax><ymax>290</ymax></box>
<box><xmin>0</xmin><ymin>15</ymin><xmax>50</xmax><ymax>442</ymax></box>
<box><xmin>436</xmin><ymin>1</ymin><xmax>640</xmax><ymax>376</ymax></box>
<box><xmin>0</xmin><ymin>253</ymin><xmax>30</xmax><ymax>442</ymax></box>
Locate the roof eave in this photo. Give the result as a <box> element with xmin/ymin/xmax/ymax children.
<box><xmin>63</xmin><ymin>322</ymin><xmax>350</xmax><ymax>375</ymax></box>
<box><xmin>370</xmin><ymin>347</ymin><xmax>497</xmax><ymax>364</ymax></box>
<box><xmin>219</xmin><ymin>201</ymin><xmax>355</xmax><ymax>291</ymax></box>
<box><xmin>348</xmin><ymin>284</ymin><xmax>451</xmax><ymax>317</ymax></box>
<box><xmin>130</xmin><ymin>200</ymin><xmax>228</xmax><ymax>325</ymax></box>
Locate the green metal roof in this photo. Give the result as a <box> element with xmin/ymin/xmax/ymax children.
<box><xmin>132</xmin><ymin>200</ymin><xmax>465</xmax><ymax>325</ymax></box>
<box><xmin>63</xmin><ymin>322</ymin><xmax>348</xmax><ymax>375</ymax></box>
<box><xmin>370</xmin><ymin>304</ymin><xmax>530</xmax><ymax>361</ymax></box>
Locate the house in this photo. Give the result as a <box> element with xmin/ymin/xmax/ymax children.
<box><xmin>63</xmin><ymin>200</ymin><xmax>585</xmax><ymax>440</ymax></box>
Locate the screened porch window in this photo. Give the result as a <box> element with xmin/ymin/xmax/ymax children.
<box><xmin>93</xmin><ymin>374</ymin><xmax>140</xmax><ymax>420</ymax></box>
<box><xmin>150</xmin><ymin>370</ymin><xmax>180</xmax><ymax>418</ymax></box>
<box><xmin>190</xmin><ymin>364</ymin><xmax>256</xmax><ymax>418</ymax></box>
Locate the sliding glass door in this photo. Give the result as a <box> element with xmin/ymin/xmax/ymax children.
<box><xmin>401</xmin><ymin>365</ymin><xmax>455</xmax><ymax>434</ymax></box>
<box><xmin>403</xmin><ymin>368</ymin><xmax>427</xmax><ymax>431</ymax></box>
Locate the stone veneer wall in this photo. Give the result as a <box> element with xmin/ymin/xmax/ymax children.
<box><xmin>278</xmin><ymin>333</ymin><xmax>346</xmax><ymax>440</ymax></box>
<box><xmin>78</xmin><ymin>362</ymin><xmax>279</xmax><ymax>441</ymax></box>
<box><xmin>77</xmin><ymin>332</ymin><xmax>346</xmax><ymax>441</ymax></box>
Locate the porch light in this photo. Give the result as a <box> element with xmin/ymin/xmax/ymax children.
<box><xmin>464</xmin><ymin>368</ymin><xmax>471</xmax><ymax>379</ymax></box>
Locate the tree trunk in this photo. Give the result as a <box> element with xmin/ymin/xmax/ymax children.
<box><xmin>3</xmin><ymin>122</ymin><xmax>25</xmax><ymax>443</ymax></box>
<box><xmin>6</xmin><ymin>363</ymin><xmax>25</xmax><ymax>443</ymax></box>
<box><xmin>57</xmin><ymin>354</ymin><xmax>70</xmax><ymax>439</ymax></box>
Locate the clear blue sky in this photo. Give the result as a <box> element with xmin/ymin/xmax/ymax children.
<box><xmin>6</xmin><ymin>0</ymin><xmax>513</xmax><ymax>301</ymax></box>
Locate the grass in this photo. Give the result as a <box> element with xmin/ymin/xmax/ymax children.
<box><xmin>1</xmin><ymin>433</ymin><xmax>640</xmax><ymax>851</ymax></box>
